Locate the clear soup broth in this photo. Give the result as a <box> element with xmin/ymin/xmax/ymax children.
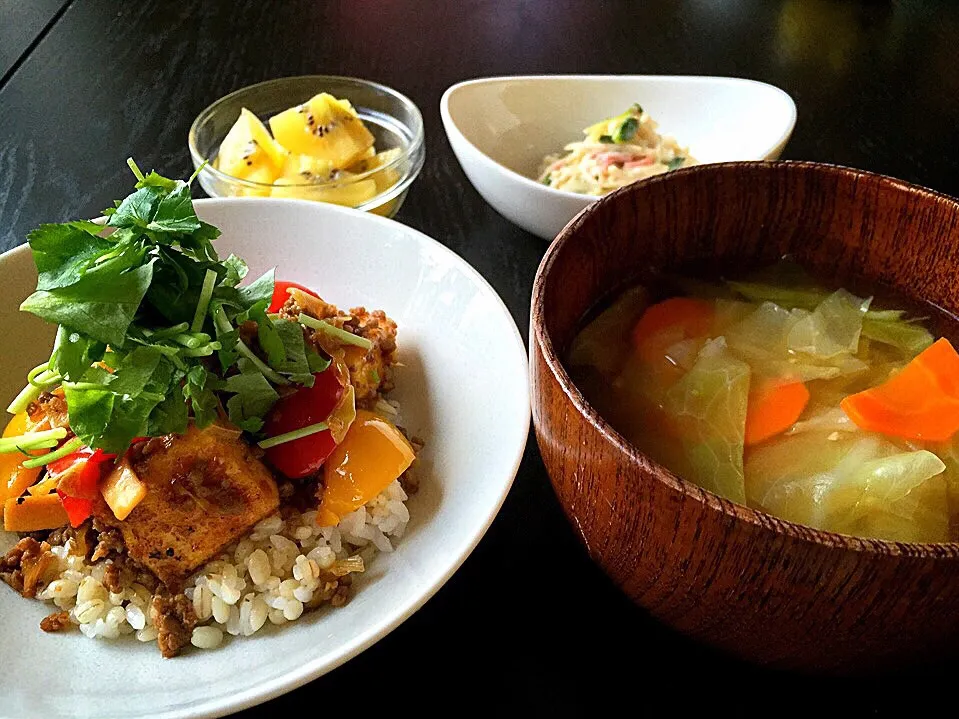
<box><xmin>568</xmin><ymin>259</ymin><xmax>959</xmax><ymax>543</ymax></box>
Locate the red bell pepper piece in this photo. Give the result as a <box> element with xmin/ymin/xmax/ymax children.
<box><xmin>50</xmin><ymin>447</ymin><xmax>117</xmax><ymax>526</ymax></box>
<box><xmin>56</xmin><ymin>490</ymin><xmax>95</xmax><ymax>529</ymax></box>
<box><xmin>269</xmin><ymin>280</ymin><xmax>319</xmax><ymax>314</ymax></box>
<box><xmin>264</xmin><ymin>366</ymin><xmax>343</xmax><ymax>478</ymax></box>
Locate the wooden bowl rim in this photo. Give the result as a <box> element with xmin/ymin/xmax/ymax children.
<box><xmin>531</xmin><ymin>159</ymin><xmax>959</xmax><ymax>559</ymax></box>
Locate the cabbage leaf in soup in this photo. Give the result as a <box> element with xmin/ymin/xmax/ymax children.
<box><xmin>662</xmin><ymin>338</ymin><xmax>749</xmax><ymax>503</ymax></box>
<box><xmin>746</xmin><ymin>433</ymin><xmax>950</xmax><ymax>542</ymax></box>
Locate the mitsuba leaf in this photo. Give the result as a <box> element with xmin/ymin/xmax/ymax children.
<box><xmin>106</xmin><ymin>346</ymin><xmax>164</xmax><ymax>396</ymax></box>
<box><xmin>107</xmin><ymin>186</ymin><xmax>164</xmax><ymax>229</ymax></box>
<box><xmin>269</xmin><ymin>319</ymin><xmax>314</xmax><ymax>384</ymax></box>
<box><xmin>63</xmin><ymin>386</ymin><xmax>114</xmax><ymax>445</ymax></box>
<box><xmin>238</xmin><ymin>269</ymin><xmax>275</xmax><ymax>309</ymax></box>
<box><xmin>52</xmin><ymin>325</ymin><xmax>107</xmax><ymax>382</ymax></box>
<box><xmin>183</xmin><ymin>365</ymin><xmax>221</xmax><ymax>429</ymax></box>
<box><xmin>147</xmin><ymin>382</ymin><xmax>189</xmax><ymax>436</ymax></box>
<box><xmin>28</xmin><ymin>224</ymin><xmax>113</xmax><ymax>291</ymax></box>
<box><xmin>21</xmin><ymin>262</ymin><xmax>155</xmax><ymax>346</ymax></box>
<box><xmin>223</xmin><ymin>360</ymin><xmax>280</xmax><ymax>433</ymax></box>
<box><xmin>147</xmin><ymin>181</ymin><xmax>201</xmax><ymax>233</ymax></box>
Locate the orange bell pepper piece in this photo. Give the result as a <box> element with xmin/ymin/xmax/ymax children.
<box><xmin>0</xmin><ymin>411</ymin><xmax>48</xmax><ymax>505</ymax></box>
<box><xmin>317</xmin><ymin>410</ymin><xmax>415</xmax><ymax>527</ymax></box>
<box><xmin>744</xmin><ymin>379</ymin><xmax>810</xmax><ymax>446</ymax></box>
<box><xmin>841</xmin><ymin>338</ymin><xmax>959</xmax><ymax>442</ymax></box>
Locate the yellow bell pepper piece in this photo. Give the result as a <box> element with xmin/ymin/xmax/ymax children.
<box><xmin>317</xmin><ymin>410</ymin><xmax>415</xmax><ymax>526</ymax></box>
<box><xmin>3</xmin><ymin>493</ymin><xmax>69</xmax><ymax>532</ymax></box>
<box><xmin>0</xmin><ymin>411</ymin><xmax>48</xmax><ymax>505</ymax></box>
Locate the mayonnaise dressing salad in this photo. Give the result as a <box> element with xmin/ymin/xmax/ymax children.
<box><xmin>537</xmin><ymin>104</ymin><xmax>696</xmax><ymax>195</ymax></box>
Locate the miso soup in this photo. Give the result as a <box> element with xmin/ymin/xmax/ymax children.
<box><xmin>568</xmin><ymin>260</ymin><xmax>959</xmax><ymax>543</ymax></box>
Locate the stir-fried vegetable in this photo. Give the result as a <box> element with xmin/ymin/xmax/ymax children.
<box><xmin>317</xmin><ymin>410</ymin><xmax>415</xmax><ymax>527</ymax></box>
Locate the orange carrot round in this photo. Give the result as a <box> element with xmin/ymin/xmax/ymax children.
<box><xmin>631</xmin><ymin>298</ymin><xmax>714</xmax><ymax>366</ymax></box>
<box><xmin>841</xmin><ymin>337</ymin><xmax>959</xmax><ymax>441</ymax></box>
<box><xmin>744</xmin><ymin>379</ymin><xmax>810</xmax><ymax>446</ymax></box>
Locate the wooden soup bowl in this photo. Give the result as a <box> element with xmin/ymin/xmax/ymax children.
<box><xmin>530</xmin><ymin>161</ymin><xmax>959</xmax><ymax>672</ymax></box>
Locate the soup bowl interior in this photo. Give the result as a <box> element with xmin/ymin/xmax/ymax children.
<box><xmin>531</xmin><ymin>161</ymin><xmax>959</xmax><ymax>672</ymax></box>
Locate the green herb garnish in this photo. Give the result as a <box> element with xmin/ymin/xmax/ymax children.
<box><xmin>12</xmin><ymin>159</ymin><xmax>319</xmax><ymax>453</ymax></box>
<box><xmin>666</xmin><ymin>157</ymin><xmax>686</xmax><ymax>171</ymax></box>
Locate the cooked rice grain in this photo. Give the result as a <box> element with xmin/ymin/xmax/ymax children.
<box><xmin>32</xmin><ymin>479</ymin><xmax>411</xmax><ymax>650</ymax></box>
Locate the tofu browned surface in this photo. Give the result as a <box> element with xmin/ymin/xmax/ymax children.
<box><xmin>93</xmin><ymin>425</ymin><xmax>279</xmax><ymax>588</ymax></box>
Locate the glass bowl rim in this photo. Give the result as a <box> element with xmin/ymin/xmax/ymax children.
<box><xmin>188</xmin><ymin>74</ymin><xmax>425</xmax><ymax>192</ymax></box>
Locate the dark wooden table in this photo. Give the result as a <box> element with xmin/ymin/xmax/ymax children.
<box><xmin>3</xmin><ymin>0</ymin><xmax>959</xmax><ymax>715</ymax></box>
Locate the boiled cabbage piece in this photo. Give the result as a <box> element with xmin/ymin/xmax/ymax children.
<box><xmin>661</xmin><ymin>338</ymin><xmax>750</xmax><ymax>504</ymax></box>
<box><xmin>723</xmin><ymin>297</ymin><xmax>868</xmax><ymax>382</ymax></box>
<box><xmin>568</xmin><ymin>286</ymin><xmax>649</xmax><ymax>378</ymax></box>
<box><xmin>745</xmin><ymin>433</ymin><xmax>950</xmax><ymax>542</ymax></box>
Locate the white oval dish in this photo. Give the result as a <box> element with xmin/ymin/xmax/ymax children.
<box><xmin>440</xmin><ymin>75</ymin><xmax>797</xmax><ymax>240</ymax></box>
<box><xmin>0</xmin><ymin>198</ymin><xmax>530</xmax><ymax>719</ymax></box>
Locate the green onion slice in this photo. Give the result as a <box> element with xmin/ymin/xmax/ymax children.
<box><xmin>0</xmin><ymin>428</ymin><xmax>69</xmax><ymax>454</ymax></box>
<box><xmin>257</xmin><ymin>422</ymin><xmax>329</xmax><ymax>449</ymax></box>
<box><xmin>297</xmin><ymin>314</ymin><xmax>372</xmax><ymax>351</ymax></box>
<box><xmin>191</xmin><ymin>269</ymin><xmax>218</xmax><ymax>333</ymax></box>
<box><xmin>21</xmin><ymin>437</ymin><xmax>84</xmax><ymax>468</ymax></box>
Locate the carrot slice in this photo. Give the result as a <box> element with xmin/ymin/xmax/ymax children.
<box><xmin>744</xmin><ymin>379</ymin><xmax>810</xmax><ymax>446</ymax></box>
<box><xmin>3</xmin><ymin>493</ymin><xmax>69</xmax><ymax>532</ymax></box>
<box><xmin>841</xmin><ymin>337</ymin><xmax>959</xmax><ymax>441</ymax></box>
<box><xmin>631</xmin><ymin>298</ymin><xmax>714</xmax><ymax>365</ymax></box>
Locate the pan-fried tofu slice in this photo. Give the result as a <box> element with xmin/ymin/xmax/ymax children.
<box><xmin>94</xmin><ymin>425</ymin><xmax>279</xmax><ymax>588</ymax></box>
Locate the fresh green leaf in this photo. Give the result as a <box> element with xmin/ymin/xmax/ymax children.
<box><xmin>52</xmin><ymin>325</ymin><xmax>106</xmax><ymax>382</ymax></box>
<box><xmin>238</xmin><ymin>269</ymin><xmax>275</xmax><ymax>308</ymax></box>
<box><xmin>183</xmin><ymin>364</ymin><xmax>221</xmax><ymax>429</ymax></box>
<box><xmin>28</xmin><ymin>224</ymin><xmax>113</xmax><ymax>291</ymax></box>
<box><xmin>223</xmin><ymin>360</ymin><xmax>280</xmax><ymax>432</ymax></box>
<box><xmin>307</xmin><ymin>347</ymin><xmax>331</xmax><ymax>373</ymax></box>
<box><xmin>106</xmin><ymin>346</ymin><xmax>163</xmax><ymax>395</ymax></box>
<box><xmin>147</xmin><ymin>181</ymin><xmax>201</xmax><ymax>233</ymax></box>
<box><xmin>63</xmin><ymin>386</ymin><xmax>115</xmax><ymax>444</ymax></box>
<box><xmin>107</xmin><ymin>186</ymin><xmax>163</xmax><ymax>229</ymax></box>
<box><xmin>222</xmin><ymin>254</ymin><xmax>249</xmax><ymax>286</ymax></box>
<box><xmin>147</xmin><ymin>382</ymin><xmax>189</xmax><ymax>436</ymax></box>
<box><xmin>21</xmin><ymin>261</ymin><xmax>155</xmax><ymax>346</ymax></box>
<box><xmin>270</xmin><ymin>319</ymin><xmax>315</xmax><ymax>384</ymax></box>
<box><xmin>665</xmin><ymin>157</ymin><xmax>686</xmax><ymax>171</ymax></box>
<box><xmin>136</xmin><ymin>171</ymin><xmax>178</xmax><ymax>192</ymax></box>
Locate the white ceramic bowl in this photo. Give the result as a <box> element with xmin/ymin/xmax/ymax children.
<box><xmin>440</xmin><ymin>75</ymin><xmax>797</xmax><ymax>239</ymax></box>
<box><xmin>0</xmin><ymin>198</ymin><xmax>530</xmax><ymax>718</ymax></box>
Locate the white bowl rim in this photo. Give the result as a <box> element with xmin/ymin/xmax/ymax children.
<box><xmin>440</xmin><ymin>73</ymin><xmax>798</xmax><ymax>202</ymax></box>
<box><xmin>0</xmin><ymin>196</ymin><xmax>531</xmax><ymax>719</ymax></box>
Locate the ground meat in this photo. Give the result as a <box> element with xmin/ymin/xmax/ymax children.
<box><xmin>1</xmin><ymin>537</ymin><xmax>56</xmax><ymax>598</ymax></box>
<box><xmin>90</xmin><ymin>520</ymin><xmax>126</xmax><ymax>562</ymax></box>
<box><xmin>29</xmin><ymin>391</ymin><xmax>70</xmax><ymax>429</ymax></box>
<box><xmin>279</xmin><ymin>291</ymin><xmax>398</xmax><ymax>403</ymax></box>
<box><xmin>101</xmin><ymin>557</ymin><xmax>140</xmax><ymax>595</ymax></box>
<box><xmin>43</xmin><ymin>525</ymin><xmax>75</xmax><ymax>548</ymax></box>
<box><xmin>40</xmin><ymin>611</ymin><xmax>72</xmax><ymax>633</ymax></box>
<box><xmin>151</xmin><ymin>593</ymin><xmax>198</xmax><ymax>658</ymax></box>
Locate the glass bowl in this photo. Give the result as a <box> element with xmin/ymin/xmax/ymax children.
<box><xmin>189</xmin><ymin>76</ymin><xmax>425</xmax><ymax>217</ymax></box>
